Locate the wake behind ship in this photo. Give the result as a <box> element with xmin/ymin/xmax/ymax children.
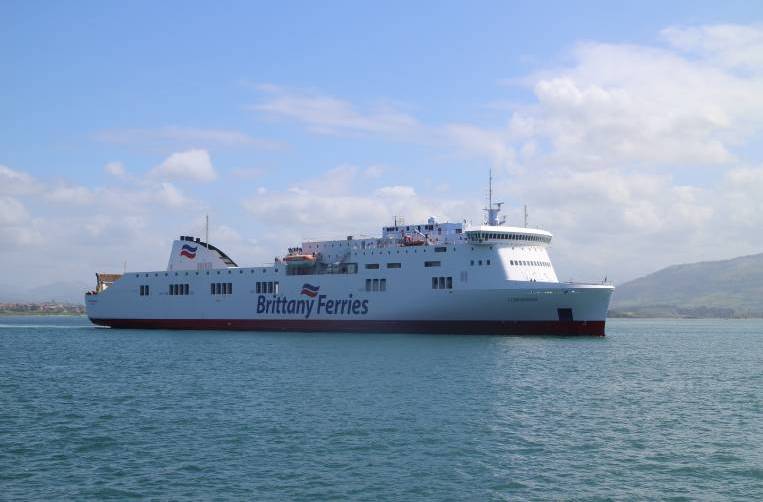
<box><xmin>86</xmin><ymin>187</ymin><xmax>614</xmax><ymax>335</ymax></box>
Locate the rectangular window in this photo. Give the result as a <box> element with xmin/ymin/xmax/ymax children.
<box><xmin>216</xmin><ymin>283</ymin><xmax>222</xmax><ymax>295</ymax></box>
<box><xmin>380</xmin><ymin>278</ymin><xmax>386</xmax><ymax>291</ymax></box>
<box><xmin>424</xmin><ymin>261</ymin><xmax>441</xmax><ymax>267</ymax></box>
<box><xmin>274</xmin><ymin>282</ymin><xmax>279</xmax><ymax>295</ymax></box>
<box><xmin>184</xmin><ymin>284</ymin><xmax>189</xmax><ymax>295</ymax></box>
<box><xmin>211</xmin><ymin>283</ymin><xmax>216</xmax><ymax>295</ymax></box>
<box><xmin>169</xmin><ymin>284</ymin><xmax>174</xmax><ymax>295</ymax></box>
<box><xmin>446</xmin><ymin>277</ymin><xmax>453</xmax><ymax>289</ymax></box>
<box><xmin>140</xmin><ymin>285</ymin><xmax>144</xmax><ymax>296</ymax></box>
<box><xmin>145</xmin><ymin>285</ymin><xmax>149</xmax><ymax>296</ymax></box>
<box><xmin>226</xmin><ymin>283</ymin><xmax>231</xmax><ymax>295</ymax></box>
<box><xmin>387</xmin><ymin>263</ymin><xmax>401</xmax><ymax>269</ymax></box>
<box><xmin>365</xmin><ymin>263</ymin><xmax>379</xmax><ymax>269</ymax></box>
<box><xmin>435</xmin><ymin>246</ymin><xmax>447</xmax><ymax>253</ymax></box>
<box><xmin>366</xmin><ymin>279</ymin><xmax>372</xmax><ymax>291</ymax></box>
<box><xmin>432</xmin><ymin>277</ymin><xmax>438</xmax><ymax>289</ymax></box>
<box><xmin>267</xmin><ymin>282</ymin><xmax>273</xmax><ymax>294</ymax></box>
<box><xmin>372</xmin><ymin>279</ymin><xmax>379</xmax><ymax>291</ymax></box>
<box><xmin>256</xmin><ymin>282</ymin><xmax>261</xmax><ymax>294</ymax></box>
<box><xmin>439</xmin><ymin>277</ymin><xmax>446</xmax><ymax>289</ymax></box>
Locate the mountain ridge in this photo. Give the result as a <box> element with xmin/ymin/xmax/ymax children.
<box><xmin>610</xmin><ymin>252</ymin><xmax>763</xmax><ymax>318</ymax></box>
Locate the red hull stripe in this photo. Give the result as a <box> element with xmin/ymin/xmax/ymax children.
<box><xmin>89</xmin><ymin>318</ymin><xmax>606</xmax><ymax>336</ymax></box>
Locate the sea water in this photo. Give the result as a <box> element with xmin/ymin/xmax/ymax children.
<box><xmin>1</xmin><ymin>317</ymin><xmax>761</xmax><ymax>500</ymax></box>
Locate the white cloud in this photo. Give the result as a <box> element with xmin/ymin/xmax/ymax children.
<box><xmin>444</xmin><ymin>124</ymin><xmax>515</xmax><ymax>170</ymax></box>
<box><xmin>0</xmin><ymin>196</ymin><xmax>30</xmax><ymax>225</ymax></box>
<box><xmin>508</xmin><ymin>37</ymin><xmax>763</xmax><ymax>169</ymax></box>
<box><xmin>153</xmin><ymin>182</ymin><xmax>189</xmax><ymax>208</ymax></box>
<box><xmin>104</xmin><ymin>161</ymin><xmax>125</xmax><ymax>176</ymax></box>
<box><xmin>374</xmin><ymin>185</ymin><xmax>416</xmax><ymax>198</ymax></box>
<box><xmin>254</xmin><ymin>85</ymin><xmax>422</xmax><ymax>138</ymax></box>
<box><xmin>363</xmin><ymin>165</ymin><xmax>386</xmax><ymax>178</ymax></box>
<box><xmin>46</xmin><ymin>185</ymin><xmax>96</xmax><ymax>205</ymax></box>
<box><xmin>0</xmin><ymin>196</ymin><xmax>43</xmax><ymax>246</ymax></box>
<box><xmin>242</xmin><ymin>166</ymin><xmax>476</xmax><ymax>243</ymax></box>
<box><xmin>0</xmin><ymin>165</ymin><xmax>42</xmax><ymax>195</ymax></box>
<box><xmin>150</xmin><ymin>149</ymin><xmax>218</xmax><ymax>182</ymax></box>
<box><xmin>662</xmin><ymin>24</ymin><xmax>763</xmax><ymax>72</ymax></box>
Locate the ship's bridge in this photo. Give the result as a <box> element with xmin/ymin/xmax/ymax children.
<box><xmin>465</xmin><ymin>226</ymin><xmax>552</xmax><ymax>245</ymax></box>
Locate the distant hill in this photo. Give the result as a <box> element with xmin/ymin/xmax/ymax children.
<box><xmin>0</xmin><ymin>280</ymin><xmax>90</xmax><ymax>305</ymax></box>
<box><xmin>610</xmin><ymin>253</ymin><xmax>763</xmax><ymax>318</ymax></box>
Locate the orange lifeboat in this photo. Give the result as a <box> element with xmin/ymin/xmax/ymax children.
<box><xmin>402</xmin><ymin>235</ymin><xmax>426</xmax><ymax>246</ymax></box>
<box><xmin>283</xmin><ymin>253</ymin><xmax>317</xmax><ymax>267</ymax></box>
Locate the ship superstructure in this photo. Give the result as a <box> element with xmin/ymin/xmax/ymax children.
<box><xmin>86</xmin><ymin>181</ymin><xmax>614</xmax><ymax>335</ymax></box>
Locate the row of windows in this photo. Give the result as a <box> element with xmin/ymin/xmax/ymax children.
<box><xmin>365</xmin><ymin>278</ymin><xmax>387</xmax><ymax>292</ymax></box>
<box><xmin>139</xmin><ymin>285</ymin><xmax>150</xmax><ymax>296</ymax></box>
<box><xmin>211</xmin><ymin>282</ymin><xmax>232</xmax><ymax>295</ymax></box>
<box><xmin>138</xmin><ymin>268</ymin><xmax>280</xmax><ymax>278</ymax></box>
<box><xmin>424</xmin><ymin>261</ymin><xmax>441</xmax><ymax>268</ymax></box>
<box><xmin>363</xmin><ymin>262</ymin><xmax>402</xmax><ymax>270</ymax></box>
<box><xmin>511</xmin><ymin>260</ymin><xmax>551</xmax><ymax>267</ymax></box>
<box><xmin>169</xmin><ymin>283</ymin><xmax>190</xmax><ymax>295</ymax></box>
<box><xmin>256</xmin><ymin>281</ymin><xmax>279</xmax><ymax>294</ymax></box>
<box><xmin>470</xmin><ymin>259</ymin><xmax>491</xmax><ymax>266</ymax></box>
<box><xmin>432</xmin><ymin>276</ymin><xmax>453</xmax><ymax>289</ymax></box>
<box><xmin>470</xmin><ymin>232</ymin><xmax>550</xmax><ymax>243</ymax></box>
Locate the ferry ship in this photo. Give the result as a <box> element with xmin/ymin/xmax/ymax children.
<box><xmin>86</xmin><ymin>182</ymin><xmax>614</xmax><ymax>335</ymax></box>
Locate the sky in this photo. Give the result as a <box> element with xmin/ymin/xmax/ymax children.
<box><xmin>2</xmin><ymin>1</ymin><xmax>763</xmax><ymax>291</ymax></box>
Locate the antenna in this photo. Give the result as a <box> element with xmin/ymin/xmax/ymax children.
<box><xmin>489</xmin><ymin>168</ymin><xmax>492</xmax><ymax>210</ymax></box>
<box><xmin>205</xmin><ymin>214</ymin><xmax>209</xmax><ymax>248</ymax></box>
<box><xmin>484</xmin><ymin>168</ymin><xmax>504</xmax><ymax>226</ymax></box>
<box><xmin>524</xmin><ymin>205</ymin><xmax>528</xmax><ymax>228</ymax></box>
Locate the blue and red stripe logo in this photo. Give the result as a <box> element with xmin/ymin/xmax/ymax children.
<box><xmin>300</xmin><ymin>283</ymin><xmax>320</xmax><ymax>297</ymax></box>
<box><xmin>180</xmin><ymin>244</ymin><xmax>197</xmax><ymax>259</ymax></box>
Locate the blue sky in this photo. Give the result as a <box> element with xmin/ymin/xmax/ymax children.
<box><xmin>2</xmin><ymin>1</ymin><xmax>763</xmax><ymax>291</ymax></box>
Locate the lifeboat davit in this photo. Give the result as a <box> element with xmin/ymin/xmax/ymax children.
<box><xmin>283</xmin><ymin>254</ymin><xmax>317</xmax><ymax>267</ymax></box>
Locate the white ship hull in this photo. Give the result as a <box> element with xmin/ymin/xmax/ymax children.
<box><xmin>86</xmin><ymin>227</ymin><xmax>614</xmax><ymax>335</ymax></box>
<box><xmin>87</xmin><ymin>187</ymin><xmax>614</xmax><ymax>335</ymax></box>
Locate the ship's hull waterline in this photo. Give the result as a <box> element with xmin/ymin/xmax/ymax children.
<box><xmin>89</xmin><ymin>318</ymin><xmax>607</xmax><ymax>335</ymax></box>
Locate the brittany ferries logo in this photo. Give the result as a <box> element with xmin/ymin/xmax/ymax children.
<box><xmin>300</xmin><ymin>283</ymin><xmax>320</xmax><ymax>297</ymax></box>
<box><xmin>179</xmin><ymin>244</ymin><xmax>197</xmax><ymax>259</ymax></box>
<box><xmin>256</xmin><ymin>283</ymin><xmax>369</xmax><ymax>319</ymax></box>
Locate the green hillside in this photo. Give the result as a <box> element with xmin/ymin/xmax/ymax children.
<box><xmin>610</xmin><ymin>253</ymin><xmax>763</xmax><ymax>318</ymax></box>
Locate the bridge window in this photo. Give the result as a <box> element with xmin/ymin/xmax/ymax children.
<box><xmin>424</xmin><ymin>261</ymin><xmax>441</xmax><ymax>267</ymax></box>
<box><xmin>387</xmin><ymin>262</ymin><xmax>401</xmax><ymax>269</ymax></box>
<box><xmin>365</xmin><ymin>263</ymin><xmax>379</xmax><ymax>269</ymax></box>
<box><xmin>435</xmin><ymin>246</ymin><xmax>447</xmax><ymax>253</ymax></box>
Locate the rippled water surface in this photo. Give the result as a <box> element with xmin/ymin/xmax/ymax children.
<box><xmin>1</xmin><ymin>316</ymin><xmax>762</xmax><ymax>500</ymax></box>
